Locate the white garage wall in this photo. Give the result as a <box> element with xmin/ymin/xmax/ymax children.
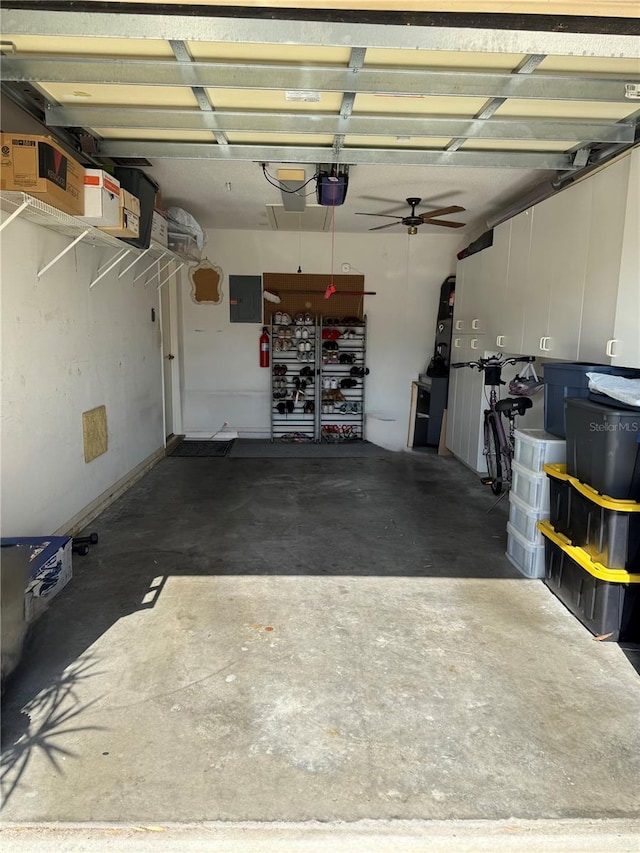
<box><xmin>179</xmin><ymin>229</ymin><xmax>460</xmax><ymax>450</ymax></box>
<box><xmin>1</xmin><ymin>217</ymin><xmax>165</xmax><ymax>536</ymax></box>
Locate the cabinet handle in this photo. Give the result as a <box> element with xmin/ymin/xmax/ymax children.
<box><xmin>453</xmin><ymin>337</ymin><xmax>462</xmax><ymax>348</ymax></box>
<box><xmin>539</xmin><ymin>336</ymin><xmax>551</xmax><ymax>352</ymax></box>
<box><xmin>605</xmin><ymin>339</ymin><xmax>619</xmax><ymax>357</ymax></box>
<box><xmin>496</xmin><ymin>335</ymin><xmax>505</xmax><ymax>348</ymax></box>
<box><xmin>455</xmin><ymin>320</ymin><xmax>464</xmax><ymax>331</ymax></box>
<box><xmin>470</xmin><ymin>338</ymin><xmax>479</xmax><ymax>350</ymax></box>
<box><xmin>472</xmin><ymin>318</ymin><xmax>480</xmax><ymax>330</ymax></box>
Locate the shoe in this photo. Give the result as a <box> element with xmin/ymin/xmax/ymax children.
<box><xmin>274</xmin><ymin>311</ymin><xmax>283</xmax><ymax>325</ymax></box>
<box><xmin>281</xmin><ymin>313</ymin><xmax>292</xmax><ymax>326</ymax></box>
<box><xmin>304</xmin><ymin>341</ymin><xmax>311</xmax><ymax>352</ymax></box>
<box><xmin>301</xmin><ymin>328</ymin><xmax>309</xmax><ymax>340</ymax></box>
<box><xmin>300</xmin><ymin>366</ymin><xmax>313</xmax><ymax>378</ymax></box>
<box><xmin>295</xmin><ymin>327</ymin><xmax>302</xmax><ymax>339</ymax></box>
<box><xmin>273</xmin><ymin>339</ymin><xmax>282</xmax><ymax>352</ymax></box>
<box><xmin>350</xmin><ymin>366</ymin><xmax>370</xmax><ymax>377</ymax></box>
<box><xmin>339</xmin><ymin>353</ymin><xmax>355</xmax><ymax>365</ymax></box>
<box><xmin>286</xmin><ymin>400</ymin><xmax>294</xmax><ymax>414</ymax></box>
<box><xmin>277</xmin><ymin>402</ymin><xmax>285</xmax><ymax>414</ymax></box>
<box><xmin>340</xmin><ymin>377</ymin><xmax>358</xmax><ymax>389</ymax></box>
<box><xmin>303</xmin><ymin>401</ymin><xmax>315</xmax><ymax>414</ymax></box>
<box><xmin>295</xmin><ymin>312</ymin><xmax>305</xmax><ymax>325</ymax></box>
<box><xmin>304</xmin><ymin>312</ymin><xmax>313</xmax><ymax>325</ymax></box>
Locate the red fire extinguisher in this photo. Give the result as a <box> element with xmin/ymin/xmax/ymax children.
<box><xmin>259</xmin><ymin>326</ymin><xmax>270</xmax><ymax>368</ymax></box>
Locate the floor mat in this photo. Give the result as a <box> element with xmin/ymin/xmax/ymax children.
<box><xmin>169</xmin><ymin>440</ymin><xmax>235</xmax><ymax>457</ymax></box>
<box><xmin>227</xmin><ymin>439</ymin><xmax>392</xmax><ymax>458</ymax></box>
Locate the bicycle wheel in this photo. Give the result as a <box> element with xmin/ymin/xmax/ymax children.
<box><xmin>484</xmin><ymin>415</ymin><xmax>503</xmax><ymax>495</ymax></box>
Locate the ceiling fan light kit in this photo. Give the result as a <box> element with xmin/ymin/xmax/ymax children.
<box><xmin>355</xmin><ymin>197</ymin><xmax>466</xmax><ymax>234</ymax></box>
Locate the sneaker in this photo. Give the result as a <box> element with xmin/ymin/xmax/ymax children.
<box><xmin>301</xmin><ymin>328</ymin><xmax>309</xmax><ymax>340</ymax></box>
<box><xmin>281</xmin><ymin>312</ymin><xmax>292</xmax><ymax>326</ymax></box>
<box><xmin>295</xmin><ymin>312</ymin><xmax>305</xmax><ymax>325</ymax></box>
<box><xmin>330</xmin><ymin>377</ymin><xmax>338</xmax><ymax>390</ymax></box>
<box><xmin>274</xmin><ymin>311</ymin><xmax>283</xmax><ymax>325</ymax></box>
<box><xmin>304</xmin><ymin>312</ymin><xmax>313</xmax><ymax>325</ymax></box>
<box><xmin>274</xmin><ymin>339</ymin><xmax>282</xmax><ymax>352</ymax></box>
<box><xmin>295</xmin><ymin>327</ymin><xmax>302</xmax><ymax>339</ymax></box>
<box><xmin>340</xmin><ymin>377</ymin><xmax>358</xmax><ymax>389</ymax></box>
<box><xmin>304</xmin><ymin>341</ymin><xmax>311</xmax><ymax>352</ymax></box>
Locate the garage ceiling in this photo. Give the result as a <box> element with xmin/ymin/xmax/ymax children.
<box><xmin>1</xmin><ymin>2</ymin><xmax>639</xmax><ymax>237</ymax></box>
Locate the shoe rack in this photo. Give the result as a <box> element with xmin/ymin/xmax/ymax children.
<box><xmin>319</xmin><ymin>316</ymin><xmax>367</xmax><ymax>442</ymax></box>
<box><xmin>270</xmin><ymin>312</ymin><xmax>318</xmax><ymax>441</ymax></box>
<box><xmin>270</xmin><ymin>314</ymin><xmax>367</xmax><ymax>442</ymax></box>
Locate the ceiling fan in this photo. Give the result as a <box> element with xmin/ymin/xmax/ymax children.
<box><xmin>355</xmin><ymin>197</ymin><xmax>465</xmax><ymax>234</ymax></box>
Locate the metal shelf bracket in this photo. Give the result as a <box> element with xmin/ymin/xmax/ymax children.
<box><xmin>37</xmin><ymin>228</ymin><xmax>92</xmax><ymax>278</ymax></box>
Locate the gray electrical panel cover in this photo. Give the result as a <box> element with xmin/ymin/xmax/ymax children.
<box><xmin>229</xmin><ymin>275</ymin><xmax>263</xmax><ymax>323</ymax></box>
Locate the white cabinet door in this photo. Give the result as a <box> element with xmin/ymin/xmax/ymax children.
<box><xmin>501</xmin><ymin>209</ymin><xmax>532</xmax><ymax>354</ymax></box>
<box><xmin>578</xmin><ymin>157</ymin><xmax>628</xmax><ymax>363</ymax></box>
<box><xmin>546</xmin><ymin>182</ymin><xmax>591</xmax><ymax>360</ymax></box>
<box><xmin>485</xmin><ymin>221</ymin><xmax>511</xmax><ymax>346</ymax></box>
<box><xmin>446</xmin><ymin>336</ymin><xmax>469</xmax><ymax>457</ymax></box>
<box><xmin>612</xmin><ymin>150</ymin><xmax>640</xmax><ymax>368</ymax></box>
<box><xmin>521</xmin><ymin>202</ymin><xmax>555</xmax><ymax>355</ymax></box>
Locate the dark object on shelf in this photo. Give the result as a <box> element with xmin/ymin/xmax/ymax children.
<box><xmin>543</xmin><ymin>362</ymin><xmax>640</xmax><ymax>438</ymax></box>
<box><xmin>113</xmin><ymin>167</ymin><xmax>159</xmax><ymax>249</ymax></box>
<box><xmin>540</xmin><ymin>521</ymin><xmax>640</xmax><ymax>643</ymax></box>
<box><xmin>437</xmin><ymin>275</ymin><xmax>456</xmax><ymax>322</ymax></box>
<box><xmin>565</xmin><ymin>397</ymin><xmax>640</xmax><ymax>501</ymax></box>
<box><xmin>426</xmin><ymin>346</ymin><xmax>448</xmax><ymax>378</ymax></box>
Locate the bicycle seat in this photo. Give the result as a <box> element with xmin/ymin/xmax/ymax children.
<box><xmin>495</xmin><ymin>397</ymin><xmax>533</xmax><ymax>416</ymax></box>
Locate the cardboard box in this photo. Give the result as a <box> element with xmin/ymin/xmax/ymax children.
<box><xmin>79</xmin><ymin>168</ymin><xmax>121</xmax><ymax>226</ymax></box>
<box><xmin>1</xmin><ymin>536</ymin><xmax>73</xmax><ymax>625</ymax></box>
<box><xmin>151</xmin><ymin>209</ymin><xmax>168</xmax><ymax>246</ymax></box>
<box><xmin>0</xmin><ymin>132</ymin><xmax>85</xmax><ymax>215</ymax></box>
<box><xmin>98</xmin><ymin>188</ymin><xmax>140</xmax><ymax>239</ymax></box>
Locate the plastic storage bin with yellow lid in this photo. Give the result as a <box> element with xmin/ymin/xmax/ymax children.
<box><xmin>538</xmin><ymin>520</ymin><xmax>640</xmax><ymax>642</ymax></box>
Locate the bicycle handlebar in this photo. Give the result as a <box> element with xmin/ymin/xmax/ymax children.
<box><xmin>451</xmin><ymin>355</ymin><xmax>534</xmax><ymax>371</ymax></box>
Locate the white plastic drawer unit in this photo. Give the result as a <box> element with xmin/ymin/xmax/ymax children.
<box><xmin>514</xmin><ymin>429</ymin><xmax>566</xmax><ymax>474</ymax></box>
<box><xmin>506</xmin><ymin>522</ymin><xmax>546</xmax><ymax>579</ymax></box>
<box><xmin>511</xmin><ymin>460</ymin><xmax>550</xmax><ymax>511</ymax></box>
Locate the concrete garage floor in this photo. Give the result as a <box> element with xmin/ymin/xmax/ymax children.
<box><xmin>1</xmin><ymin>446</ymin><xmax>639</xmax><ymax>850</ymax></box>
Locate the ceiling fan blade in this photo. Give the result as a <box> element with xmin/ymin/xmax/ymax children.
<box><xmin>424</xmin><ymin>218</ymin><xmax>466</xmax><ymax>228</ymax></box>
<box><xmin>355</xmin><ymin>212</ymin><xmax>404</xmax><ymax>219</ymax></box>
<box><xmin>419</xmin><ymin>205</ymin><xmax>466</xmax><ymax>221</ymax></box>
<box><xmin>368</xmin><ymin>221</ymin><xmax>402</xmax><ymax>232</ymax></box>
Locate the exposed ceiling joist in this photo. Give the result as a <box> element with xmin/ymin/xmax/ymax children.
<box><xmin>44</xmin><ymin>107</ymin><xmax>636</xmax><ymax>146</ymax></box>
<box><xmin>2</xmin><ymin>9</ymin><xmax>639</xmax><ymax>58</ymax></box>
<box><xmin>96</xmin><ymin>141</ymin><xmax>574</xmax><ymax>169</ymax></box>
<box><xmin>5</xmin><ymin>56</ymin><xmax>638</xmax><ymax>103</ymax></box>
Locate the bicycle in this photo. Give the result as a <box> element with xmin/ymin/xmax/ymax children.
<box><xmin>451</xmin><ymin>355</ymin><xmax>537</xmax><ymax>495</ymax></box>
